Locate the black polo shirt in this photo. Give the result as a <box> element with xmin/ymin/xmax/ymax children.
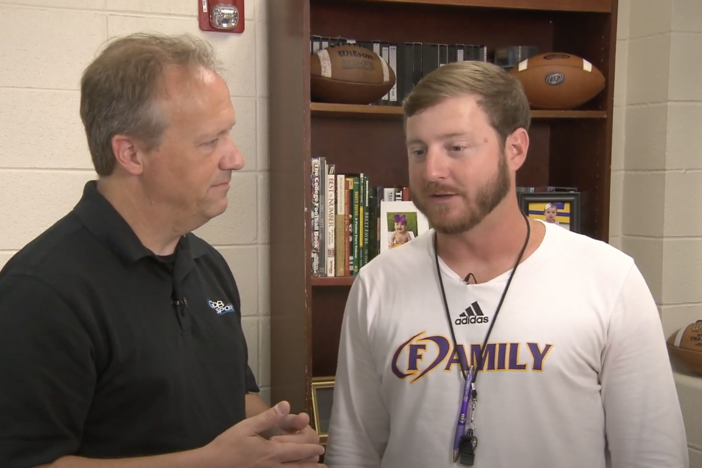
<box><xmin>0</xmin><ymin>181</ymin><xmax>259</xmax><ymax>467</ymax></box>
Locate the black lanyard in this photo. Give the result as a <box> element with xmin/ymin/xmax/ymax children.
<box><xmin>433</xmin><ymin>213</ymin><xmax>531</xmax><ymax>465</ymax></box>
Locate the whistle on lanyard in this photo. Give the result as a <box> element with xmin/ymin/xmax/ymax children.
<box><xmin>458</xmin><ymin>428</ymin><xmax>478</xmax><ymax>466</ymax></box>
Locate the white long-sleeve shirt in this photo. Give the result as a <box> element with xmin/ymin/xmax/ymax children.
<box><xmin>325</xmin><ymin>221</ymin><xmax>688</xmax><ymax>468</ymax></box>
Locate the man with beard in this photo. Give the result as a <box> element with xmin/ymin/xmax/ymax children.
<box><xmin>324</xmin><ymin>61</ymin><xmax>688</xmax><ymax>468</ymax></box>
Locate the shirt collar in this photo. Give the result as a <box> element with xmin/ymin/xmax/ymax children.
<box><xmin>73</xmin><ymin>180</ymin><xmax>209</xmax><ymax>264</ymax></box>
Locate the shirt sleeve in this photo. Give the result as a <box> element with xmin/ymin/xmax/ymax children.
<box><xmin>0</xmin><ymin>274</ymin><xmax>96</xmax><ymax>468</ymax></box>
<box><xmin>245</xmin><ymin>363</ymin><xmax>260</xmax><ymax>393</ymax></box>
<box><xmin>601</xmin><ymin>265</ymin><xmax>689</xmax><ymax>468</ymax></box>
<box><xmin>325</xmin><ymin>275</ymin><xmax>389</xmax><ymax>468</ymax></box>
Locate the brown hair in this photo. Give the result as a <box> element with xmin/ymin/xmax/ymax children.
<box><xmin>80</xmin><ymin>32</ymin><xmax>222</xmax><ymax>176</ymax></box>
<box><xmin>403</xmin><ymin>61</ymin><xmax>531</xmax><ymax>147</ymax></box>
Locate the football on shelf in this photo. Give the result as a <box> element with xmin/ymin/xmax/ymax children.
<box><xmin>310</xmin><ymin>44</ymin><xmax>396</xmax><ymax>105</ymax></box>
<box><xmin>509</xmin><ymin>52</ymin><xmax>606</xmax><ymax>110</ymax></box>
<box><xmin>667</xmin><ymin>320</ymin><xmax>702</xmax><ymax>376</ymax></box>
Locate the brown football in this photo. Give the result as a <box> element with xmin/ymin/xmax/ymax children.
<box><xmin>310</xmin><ymin>44</ymin><xmax>396</xmax><ymax>105</ymax></box>
<box><xmin>667</xmin><ymin>320</ymin><xmax>702</xmax><ymax>376</ymax></box>
<box><xmin>509</xmin><ymin>52</ymin><xmax>606</xmax><ymax>110</ymax></box>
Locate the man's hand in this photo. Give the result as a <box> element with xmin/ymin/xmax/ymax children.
<box><xmin>269</xmin><ymin>411</ymin><xmax>321</xmax><ymax>463</ymax></box>
<box><xmin>35</xmin><ymin>401</ymin><xmax>324</xmax><ymax>468</ymax></box>
<box><xmin>200</xmin><ymin>401</ymin><xmax>325</xmax><ymax>467</ymax></box>
<box><xmin>271</xmin><ymin>411</ymin><xmax>320</xmax><ymax>445</ymax></box>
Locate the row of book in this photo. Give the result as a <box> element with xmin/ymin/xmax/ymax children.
<box><xmin>309</xmin><ymin>153</ymin><xmax>581</xmax><ymax>277</ymax></box>
<box><xmin>311</xmin><ymin>35</ymin><xmax>488</xmax><ymax>107</ymax></box>
<box><xmin>311</xmin><ymin>156</ymin><xmax>411</xmax><ymax>278</ymax></box>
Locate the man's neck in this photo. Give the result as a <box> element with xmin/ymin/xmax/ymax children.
<box><xmin>97</xmin><ymin>178</ymin><xmax>184</xmax><ymax>256</ymax></box>
<box><xmin>436</xmin><ymin>203</ymin><xmax>544</xmax><ymax>283</ymax></box>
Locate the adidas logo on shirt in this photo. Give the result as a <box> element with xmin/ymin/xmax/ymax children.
<box><xmin>455</xmin><ymin>301</ymin><xmax>489</xmax><ymax>325</ymax></box>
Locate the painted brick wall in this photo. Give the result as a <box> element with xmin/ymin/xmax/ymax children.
<box><xmin>614</xmin><ymin>0</ymin><xmax>702</xmax><ymax>464</ymax></box>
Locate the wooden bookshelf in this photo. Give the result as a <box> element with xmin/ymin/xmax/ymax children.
<box><xmin>268</xmin><ymin>0</ymin><xmax>619</xmax><ymax>419</ymax></box>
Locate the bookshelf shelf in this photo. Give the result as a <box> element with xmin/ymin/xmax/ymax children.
<box><xmin>533</xmin><ymin>110</ymin><xmax>607</xmax><ymax>119</ymax></box>
<box><xmin>356</xmin><ymin>0</ymin><xmax>611</xmax><ymax>13</ymax></box>
<box><xmin>311</xmin><ymin>276</ymin><xmax>356</xmax><ymax>287</ymax></box>
<box><xmin>311</xmin><ymin>102</ymin><xmax>402</xmax><ymax>118</ymax></box>
<box><xmin>310</xmin><ymin>102</ymin><xmax>607</xmax><ymax>119</ymax></box>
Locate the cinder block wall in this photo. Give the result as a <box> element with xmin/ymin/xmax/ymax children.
<box><xmin>0</xmin><ymin>0</ymin><xmax>271</xmax><ymax>404</ymax></box>
<box><xmin>612</xmin><ymin>0</ymin><xmax>702</xmax><ymax>465</ymax></box>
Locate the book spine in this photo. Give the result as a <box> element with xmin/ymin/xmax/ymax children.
<box><xmin>335</xmin><ymin>174</ymin><xmax>346</xmax><ymax>277</ymax></box>
<box><xmin>380</xmin><ymin>42</ymin><xmax>390</xmax><ymax>105</ymax></box>
<box><xmin>439</xmin><ymin>43</ymin><xmax>448</xmax><ymax>67</ymax></box>
<box><xmin>318</xmin><ymin>157</ymin><xmax>327</xmax><ymax>276</ymax></box>
<box><xmin>389</xmin><ymin>43</ymin><xmax>398</xmax><ymax>105</ymax></box>
<box><xmin>358</xmin><ymin>174</ymin><xmax>365</xmax><ymax>269</ymax></box>
<box><xmin>311</xmin><ymin>35</ymin><xmax>321</xmax><ymax>54</ymax></box>
<box><xmin>375</xmin><ymin>186</ymin><xmax>384</xmax><ymax>259</ymax></box>
<box><xmin>326</xmin><ymin>164</ymin><xmax>336</xmax><ymax>277</ymax></box>
<box><xmin>352</xmin><ymin>176</ymin><xmax>360</xmax><ymax>274</ymax></box>
<box><xmin>412</xmin><ymin>42</ymin><xmax>423</xmax><ymax>88</ymax></box>
<box><xmin>455</xmin><ymin>43</ymin><xmax>465</xmax><ymax>62</ymax></box>
<box><xmin>383</xmin><ymin>187</ymin><xmax>395</xmax><ymax>201</ymax></box>
<box><xmin>422</xmin><ymin>43</ymin><xmax>439</xmax><ymax>79</ymax></box>
<box><xmin>399</xmin><ymin>43</ymin><xmax>412</xmax><ymax>104</ymax></box>
<box><xmin>310</xmin><ymin>158</ymin><xmax>321</xmax><ymax>277</ymax></box>
<box><xmin>346</xmin><ymin>178</ymin><xmax>353</xmax><ymax>275</ymax></box>
<box><xmin>362</xmin><ymin>176</ymin><xmax>370</xmax><ymax>266</ymax></box>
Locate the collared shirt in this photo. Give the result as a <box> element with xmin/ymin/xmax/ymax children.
<box><xmin>0</xmin><ymin>181</ymin><xmax>259</xmax><ymax>466</ymax></box>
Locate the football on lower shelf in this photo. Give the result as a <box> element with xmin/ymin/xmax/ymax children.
<box><xmin>667</xmin><ymin>320</ymin><xmax>702</xmax><ymax>376</ymax></box>
<box><xmin>310</xmin><ymin>44</ymin><xmax>396</xmax><ymax>105</ymax></box>
<box><xmin>509</xmin><ymin>52</ymin><xmax>606</xmax><ymax>110</ymax></box>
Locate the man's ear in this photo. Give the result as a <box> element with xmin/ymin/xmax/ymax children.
<box><xmin>111</xmin><ymin>134</ymin><xmax>145</xmax><ymax>176</ymax></box>
<box><xmin>505</xmin><ymin>128</ymin><xmax>529</xmax><ymax>171</ymax></box>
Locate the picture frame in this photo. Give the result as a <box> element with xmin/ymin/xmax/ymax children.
<box><xmin>380</xmin><ymin>200</ymin><xmax>430</xmax><ymax>253</ymax></box>
<box><xmin>310</xmin><ymin>376</ymin><xmax>335</xmax><ymax>445</ymax></box>
<box><xmin>518</xmin><ymin>192</ymin><xmax>581</xmax><ymax>233</ymax></box>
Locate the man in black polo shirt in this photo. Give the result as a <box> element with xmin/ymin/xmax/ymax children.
<box><xmin>0</xmin><ymin>33</ymin><xmax>324</xmax><ymax>467</ymax></box>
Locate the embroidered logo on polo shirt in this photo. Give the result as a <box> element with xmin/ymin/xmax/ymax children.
<box><xmin>207</xmin><ymin>299</ymin><xmax>236</xmax><ymax>315</ymax></box>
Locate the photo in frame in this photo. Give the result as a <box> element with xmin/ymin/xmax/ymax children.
<box><xmin>380</xmin><ymin>200</ymin><xmax>430</xmax><ymax>253</ymax></box>
<box><xmin>518</xmin><ymin>192</ymin><xmax>581</xmax><ymax>233</ymax></box>
<box><xmin>311</xmin><ymin>376</ymin><xmax>335</xmax><ymax>444</ymax></box>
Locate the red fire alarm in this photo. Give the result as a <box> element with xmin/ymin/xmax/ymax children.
<box><xmin>198</xmin><ymin>0</ymin><xmax>245</xmax><ymax>33</ymax></box>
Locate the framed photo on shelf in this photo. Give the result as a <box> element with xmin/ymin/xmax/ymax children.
<box><xmin>518</xmin><ymin>192</ymin><xmax>581</xmax><ymax>233</ymax></box>
<box><xmin>311</xmin><ymin>376</ymin><xmax>335</xmax><ymax>445</ymax></box>
<box><xmin>380</xmin><ymin>200</ymin><xmax>430</xmax><ymax>254</ymax></box>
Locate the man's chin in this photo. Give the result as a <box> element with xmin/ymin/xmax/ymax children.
<box><xmin>203</xmin><ymin>199</ymin><xmax>229</xmax><ymax>220</ymax></box>
<box><xmin>428</xmin><ymin>212</ymin><xmax>486</xmax><ymax>235</ymax></box>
